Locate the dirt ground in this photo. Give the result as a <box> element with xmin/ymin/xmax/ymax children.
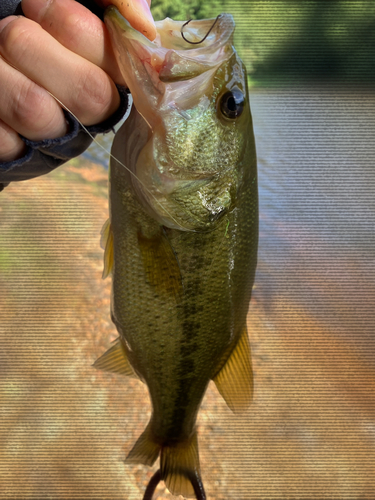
<box><xmin>1</xmin><ymin>159</ymin><xmax>374</xmax><ymax>499</ymax></box>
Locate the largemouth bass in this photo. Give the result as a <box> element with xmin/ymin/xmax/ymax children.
<box><xmin>95</xmin><ymin>7</ymin><xmax>258</xmax><ymax>497</ymax></box>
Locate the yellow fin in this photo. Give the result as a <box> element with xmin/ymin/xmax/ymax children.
<box><xmin>93</xmin><ymin>338</ymin><xmax>138</xmax><ymax>378</ymax></box>
<box><xmin>138</xmin><ymin>229</ymin><xmax>183</xmax><ymax>300</ymax></box>
<box><xmin>161</xmin><ymin>431</ymin><xmax>201</xmax><ymax>498</ymax></box>
<box><xmin>213</xmin><ymin>326</ymin><xmax>253</xmax><ymax>413</ymax></box>
<box><xmin>100</xmin><ymin>218</ymin><xmax>114</xmax><ymax>279</ymax></box>
<box><xmin>126</xmin><ymin>422</ymin><xmax>160</xmax><ymax>466</ymax></box>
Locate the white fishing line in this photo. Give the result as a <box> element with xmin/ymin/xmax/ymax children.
<box><xmin>46</xmin><ymin>91</ymin><xmax>192</xmax><ymax>232</ymax></box>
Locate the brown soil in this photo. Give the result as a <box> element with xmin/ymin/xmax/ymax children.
<box><xmin>0</xmin><ymin>159</ymin><xmax>374</xmax><ymax>499</ymax></box>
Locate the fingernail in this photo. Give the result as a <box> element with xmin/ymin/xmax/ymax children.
<box><xmin>112</xmin><ymin>0</ymin><xmax>156</xmax><ymax>41</ymax></box>
<box><xmin>137</xmin><ymin>0</ymin><xmax>157</xmax><ymax>40</ymax></box>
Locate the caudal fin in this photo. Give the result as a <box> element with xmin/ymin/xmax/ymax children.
<box><xmin>161</xmin><ymin>431</ymin><xmax>201</xmax><ymax>498</ymax></box>
<box><xmin>127</xmin><ymin>424</ymin><xmax>202</xmax><ymax>498</ymax></box>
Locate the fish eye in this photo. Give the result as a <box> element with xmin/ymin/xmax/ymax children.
<box><xmin>219</xmin><ymin>86</ymin><xmax>245</xmax><ymax>119</ymax></box>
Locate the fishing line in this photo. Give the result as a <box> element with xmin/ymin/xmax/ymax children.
<box><xmin>46</xmin><ymin>91</ymin><xmax>192</xmax><ymax>232</ymax></box>
<box><xmin>181</xmin><ymin>15</ymin><xmax>221</xmax><ymax>45</ymax></box>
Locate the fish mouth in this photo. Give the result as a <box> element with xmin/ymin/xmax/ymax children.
<box><xmin>104</xmin><ymin>7</ymin><xmax>235</xmax><ymax>125</ymax></box>
<box><xmin>105</xmin><ymin>8</ymin><xmax>242</xmax><ymax>232</ymax></box>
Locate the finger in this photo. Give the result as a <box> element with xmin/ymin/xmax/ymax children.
<box><xmin>0</xmin><ymin>54</ymin><xmax>69</xmax><ymax>141</ymax></box>
<box><xmin>95</xmin><ymin>0</ymin><xmax>156</xmax><ymax>40</ymax></box>
<box><xmin>0</xmin><ymin>15</ymin><xmax>120</xmax><ymax>126</ymax></box>
<box><xmin>22</xmin><ymin>0</ymin><xmax>125</xmax><ymax>85</ymax></box>
<box><xmin>0</xmin><ymin>118</ymin><xmax>27</xmax><ymax>162</ymax></box>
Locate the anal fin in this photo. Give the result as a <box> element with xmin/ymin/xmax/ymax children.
<box><xmin>126</xmin><ymin>421</ymin><xmax>160</xmax><ymax>467</ymax></box>
<box><xmin>213</xmin><ymin>326</ymin><xmax>253</xmax><ymax>413</ymax></box>
<box><xmin>93</xmin><ymin>338</ymin><xmax>138</xmax><ymax>378</ymax></box>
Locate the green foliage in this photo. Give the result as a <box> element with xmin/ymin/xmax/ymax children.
<box><xmin>151</xmin><ymin>0</ymin><xmax>224</xmax><ymax>21</ymax></box>
<box><xmin>247</xmin><ymin>0</ymin><xmax>375</xmax><ymax>83</ymax></box>
<box><xmin>151</xmin><ymin>0</ymin><xmax>375</xmax><ymax>84</ymax></box>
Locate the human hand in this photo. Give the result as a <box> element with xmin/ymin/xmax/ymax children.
<box><xmin>0</xmin><ymin>0</ymin><xmax>155</xmax><ymax>163</ymax></box>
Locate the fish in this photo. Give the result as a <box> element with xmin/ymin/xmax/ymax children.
<box><xmin>94</xmin><ymin>6</ymin><xmax>258</xmax><ymax>498</ymax></box>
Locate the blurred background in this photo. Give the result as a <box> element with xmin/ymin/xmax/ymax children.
<box><xmin>151</xmin><ymin>0</ymin><xmax>375</xmax><ymax>85</ymax></box>
<box><xmin>1</xmin><ymin>0</ymin><xmax>375</xmax><ymax>498</ymax></box>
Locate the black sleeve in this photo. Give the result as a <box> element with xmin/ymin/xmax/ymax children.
<box><xmin>0</xmin><ymin>0</ymin><xmax>23</xmax><ymax>18</ymax></box>
<box><xmin>0</xmin><ymin>0</ymin><xmax>129</xmax><ymax>191</ymax></box>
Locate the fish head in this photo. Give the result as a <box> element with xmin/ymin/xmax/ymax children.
<box><xmin>105</xmin><ymin>7</ymin><xmax>254</xmax><ymax>231</ymax></box>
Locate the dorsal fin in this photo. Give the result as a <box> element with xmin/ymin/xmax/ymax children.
<box><xmin>213</xmin><ymin>326</ymin><xmax>253</xmax><ymax>413</ymax></box>
<box><xmin>93</xmin><ymin>338</ymin><xmax>138</xmax><ymax>378</ymax></box>
<box><xmin>100</xmin><ymin>218</ymin><xmax>114</xmax><ymax>279</ymax></box>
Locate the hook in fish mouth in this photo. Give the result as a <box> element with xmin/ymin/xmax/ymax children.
<box><xmin>181</xmin><ymin>15</ymin><xmax>222</xmax><ymax>45</ymax></box>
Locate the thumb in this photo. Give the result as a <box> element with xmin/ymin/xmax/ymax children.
<box><xmin>94</xmin><ymin>0</ymin><xmax>156</xmax><ymax>40</ymax></box>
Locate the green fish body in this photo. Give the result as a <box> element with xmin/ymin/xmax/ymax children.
<box><xmin>96</xmin><ymin>8</ymin><xmax>258</xmax><ymax>497</ymax></box>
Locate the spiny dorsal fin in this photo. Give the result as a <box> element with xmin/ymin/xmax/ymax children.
<box><xmin>93</xmin><ymin>338</ymin><xmax>138</xmax><ymax>378</ymax></box>
<box><xmin>213</xmin><ymin>326</ymin><xmax>253</xmax><ymax>413</ymax></box>
<box><xmin>161</xmin><ymin>430</ymin><xmax>201</xmax><ymax>498</ymax></box>
<box><xmin>100</xmin><ymin>218</ymin><xmax>114</xmax><ymax>279</ymax></box>
<box><xmin>138</xmin><ymin>228</ymin><xmax>183</xmax><ymax>301</ymax></box>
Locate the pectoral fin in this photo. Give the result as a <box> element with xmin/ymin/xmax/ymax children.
<box><xmin>213</xmin><ymin>326</ymin><xmax>253</xmax><ymax>413</ymax></box>
<box><xmin>93</xmin><ymin>338</ymin><xmax>138</xmax><ymax>378</ymax></box>
<box><xmin>138</xmin><ymin>228</ymin><xmax>183</xmax><ymax>301</ymax></box>
<box><xmin>100</xmin><ymin>218</ymin><xmax>114</xmax><ymax>279</ymax></box>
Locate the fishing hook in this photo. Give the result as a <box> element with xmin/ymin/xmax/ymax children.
<box><xmin>181</xmin><ymin>15</ymin><xmax>221</xmax><ymax>45</ymax></box>
<box><xmin>142</xmin><ymin>468</ymin><xmax>207</xmax><ymax>500</ymax></box>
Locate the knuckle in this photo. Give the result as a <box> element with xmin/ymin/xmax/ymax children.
<box><xmin>74</xmin><ymin>67</ymin><xmax>114</xmax><ymax>124</ymax></box>
<box><xmin>63</xmin><ymin>11</ymin><xmax>86</xmax><ymax>40</ymax></box>
<box><xmin>12</xmin><ymin>81</ymin><xmax>52</xmax><ymax>132</ymax></box>
<box><xmin>52</xmin><ymin>8</ymin><xmax>101</xmax><ymax>54</ymax></box>
<box><xmin>0</xmin><ymin>18</ymin><xmax>36</xmax><ymax>64</ymax></box>
<box><xmin>0</xmin><ymin>121</ymin><xmax>25</xmax><ymax>162</ymax></box>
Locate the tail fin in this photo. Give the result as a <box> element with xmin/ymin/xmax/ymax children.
<box><xmin>126</xmin><ymin>424</ymin><xmax>202</xmax><ymax>498</ymax></box>
<box><xmin>126</xmin><ymin>422</ymin><xmax>160</xmax><ymax>466</ymax></box>
<box><xmin>160</xmin><ymin>431</ymin><xmax>201</xmax><ymax>498</ymax></box>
